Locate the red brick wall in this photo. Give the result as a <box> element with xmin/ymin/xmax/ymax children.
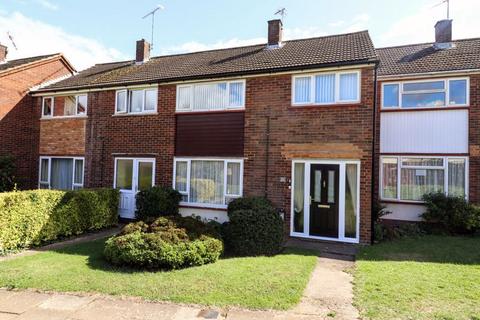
<box><xmin>0</xmin><ymin>58</ymin><xmax>73</xmax><ymax>188</ymax></box>
<box><xmin>39</xmin><ymin>118</ymin><xmax>86</xmax><ymax>155</ymax></box>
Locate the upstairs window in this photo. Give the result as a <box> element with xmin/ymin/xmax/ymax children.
<box><xmin>42</xmin><ymin>95</ymin><xmax>87</xmax><ymax>118</ymax></box>
<box><xmin>292</xmin><ymin>71</ymin><xmax>360</xmax><ymax>105</ymax></box>
<box><xmin>176</xmin><ymin>80</ymin><xmax>245</xmax><ymax>112</ymax></box>
<box><xmin>382</xmin><ymin>78</ymin><xmax>469</xmax><ymax>109</ymax></box>
<box><xmin>115</xmin><ymin>87</ymin><xmax>158</xmax><ymax>114</ymax></box>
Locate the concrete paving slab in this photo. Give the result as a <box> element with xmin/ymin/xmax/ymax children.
<box><xmin>0</xmin><ymin>291</ymin><xmax>51</xmax><ymax>314</ymax></box>
<box><xmin>17</xmin><ymin>308</ymin><xmax>73</xmax><ymax>320</ymax></box>
<box><xmin>38</xmin><ymin>294</ymin><xmax>95</xmax><ymax>312</ymax></box>
<box><xmin>172</xmin><ymin>306</ymin><xmax>205</xmax><ymax>320</ymax></box>
<box><xmin>0</xmin><ymin>312</ymin><xmax>18</xmax><ymax>320</ymax></box>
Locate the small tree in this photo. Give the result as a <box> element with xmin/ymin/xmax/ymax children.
<box><xmin>0</xmin><ymin>155</ymin><xmax>16</xmax><ymax>192</ymax></box>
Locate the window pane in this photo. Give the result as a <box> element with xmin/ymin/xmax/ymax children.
<box><xmin>294</xmin><ymin>77</ymin><xmax>311</xmax><ymax>104</ymax></box>
<box><xmin>64</xmin><ymin>96</ymin><xmax>76</xmax><ymax>116</ymax></box>
<box><xmin>39</xmin><ymin>183</ymin><xmax>49</xmax><ymax>189</ymax></box>
<box><xmin>403</xmin><ymin>81</ymin><xmax>444</xmax><ymax>91</ymax></box>
<box><xmin>402</xmin><ymin>92</ymin><xmax>446</xmax><ymax>108</ymax></box>
<box><xmin>402</xmin><ymin>158</ymin><xmax>443</xmax><ymax>167</ymax></box>
<box><xmin>74</xmin><ymin>159</ymin><xmax>83</xmax><ymax>185</ymax></box>
<box><xmin>449</xmin><ymin>80</ymin><xmax>467</xmax><ymax>105</ymax></box>
<box><xmin>116</xmin><ymin>91</ymin><xmax>126</xmax><ymax>112</ymax></box>
<box><xmin>77</xmin><ymin>95</ymin><xmax>87</xmax><ymax>115</ymax></box>
<box><xmin>345</xmin><ymin>164</ymin><xmax>358</xmax><ymax>238</ymax></box>
<box><xmin>400</xmin><ymin>168</ymin><xmax>444</xmax><ymax>201</ymax></box>
<box><xmin>145</xmin><ymin>89</ymin><xmax>157</xmax><ymax>111</ymax></box>
<box><xmin>130</xmin><ymin>90</ymin><xmax>143</xmax><ymax>112</ymax></box>
<box><xmin>313</xmin><ymin>170</ymin><xmax>322</xmax><ymax>202</ymax></box>
<box><xmin>339</xmin><ymin>73</ymin><xmax>358</xmax><ymax>101</ymax></box>
<box><xmin>175</xmin><ymin>161</ymin><xmax>188</xmax><ymax>192</ymax></box>
<box><xmin>193</xmin><ymin>83</ymin><xmax>228</xmax><ymax>110</ymax></box>
<box><xmin>116</xmin><ymin>159</ymin><xmax>133</xmax><ymax>190</ymax></box>
<box><xmin>50</xmin><ymin>159</ymin><xmax>73</xmax><ymax>190</ymax></box>
<box><xmin>137</xmin><ymin>161</ymin><xmax>153</xmax><ymax>191</ymax></box>
<box><xmin>448</xmin><ymin>159</ymin><xmax>466</xmax><ymax>197</ymax></box>
<box><xmin>226</xmin><ymin>162</ymin><xmax>241</xmax><ymax>195</ymax></box>
<box><xmin>43</xmin><ymin>98</ymin><xmax>52</xmax><ymax>116</ymax></box>
<box><xmin>382</xmin><ymin>158</ymin><xmax>398</xmax><ymax>199</ymax></box>
<box><xmin>328</xmin><ymin>170</ymin><xmax>335</xmax><ymax>203</ymax></box>
<box><xmin>315</xmin><ymin>74</ymin><xmax>335</xmax><ymax>103</ymax></box>
<box><xmin>229</xmin><ymin>82</ymin><xmax>244</xmax><ymax>107</ymax></box>
<box><xmin>293</xmin><ymin>163</ymin><xmax>305</xmax><ymax>233</ymax></box>
<box><xmin>383</xmin><ymin>84</ymin><xmax>399</xmax><ymax>107</ymax></box>
<box><xmin>40</xmin><ymin>159</ymin><xmax>49</xmax><ymax>182</ymax></box>
<box><xmin>190</xmin><ymin>161</ymin><xmax>224</xmax><ymax>204</ymax></box>
<box><xmin>177</xmin><ymin>86</ymin><xmax>191</xmax><ymax>110</ymax></box>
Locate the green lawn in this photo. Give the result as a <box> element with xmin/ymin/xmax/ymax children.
<box><xmin>0</xmin><ymin>239</ymin><xmax>317</xmax><ymax>310</ymax></box>
<box><xmin>354</xmin><ymin>235</ymin><xmax>480</xmax><ymax>320</ymax></box>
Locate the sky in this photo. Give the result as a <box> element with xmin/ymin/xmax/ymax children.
<box><xmin>0</xmin><ymin>0</ymin><xmax>478</xmax><ymax>70</ymax></box>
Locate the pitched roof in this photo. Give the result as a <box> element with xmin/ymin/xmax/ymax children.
<box><xmin>37</xmin><ymin>31</ymin><xmax>378</xmax><ymax>92</ymax></box>
<box><xmin>0</xmin><ymin>54</ymin><xmax>71</xmax><ymax>74</ymax></box>
<box><xmin>377</xmin><ymin>37</ymin><xmax>480</xmax><ymax>76</ymax></box>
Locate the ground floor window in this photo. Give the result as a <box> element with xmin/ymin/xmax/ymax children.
<box><xmin>39</xmin><ymin>157</ymin><xmax>84</xmax><ymax>190</ymax></box>
<box><xmin>380</xmin><ymin>156</ymin><xmax>467</xmax><ymax>201</ymax></box>
<box><xmin>173</xmin><ymin>158</ymin><xmax>243</xmax><ymax>208</ymax></box>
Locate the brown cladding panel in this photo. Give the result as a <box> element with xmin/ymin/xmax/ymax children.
<box><xmin>175</xmin><ymin>111</ymin><xmax>244</xmax><ymax>157</ymax></box>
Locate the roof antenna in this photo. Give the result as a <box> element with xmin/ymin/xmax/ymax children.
<box><xmin>274</xmin><ymin>7</ymin><xmax>287</xmax><ymax>22</ymax></box>
<box><xmin>432</xmin><ymin>0</ymin><xmax>450</xmax><ymax>19</ymax></box>
<box><xmin>6</xmin><ymin>31</ymin><xmax>18</xmax><ymax>50</ymax></box>
<box><xmin>142</xmin><ymin>4</ymin><xmax>164</xmax><ymax>53</ymax></box>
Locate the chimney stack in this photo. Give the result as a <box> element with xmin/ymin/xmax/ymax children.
<box><xmin>0</xmin><ymin>44</ymin><xmax>7</xmax><ymax>63</ymax></box>
<box><xmin>136</xmin><ymin>39</ymin><xmax>150</xmax><ymax>64</ymax></box>
<box><xmin>434</xmin><ymin>19</ymin><xmax>454</xmax><ymax>49</ymax></box>
<box><xmin>267</xmin><ymin>19</ymin><xmax>283</xmax><ymax>48</ymax></box>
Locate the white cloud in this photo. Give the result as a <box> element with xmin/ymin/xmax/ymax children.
<box><xmin>0</xmin><ymin>11</ymin><xmax>128</xmax><ymax>70</ymax></box>
<box><xmin>34</xmin><ymin>0</ymin><xmax>58</xmax><ymax>11</ymax></box>
<box><xmin>161</xmin><ymin>37</ymin><xmax>266</xmax><ymax>55</ymax></box>
<box><xmin>342</xmin><ymin>14</ymin><xmax>370</xmax><ymax>33</ymax></box>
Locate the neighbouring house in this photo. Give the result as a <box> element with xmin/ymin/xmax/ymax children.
<box><xmin>376</xmin><ymin>19</ymin><xmax>480</xmax><ymax>222</ymax></box>
<box><xmin>31</xmin><ymin>19</ymin><xmax>378</xmax><ymax>244</ymax></box>
<box><xmin>0</xmin><ymin>46</ymin><xmax>75</xmax><ymax>188</ymax></box>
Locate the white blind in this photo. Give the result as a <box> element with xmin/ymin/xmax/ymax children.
<box><xmin>315</xmin><ymin>74</ymin><xmax>335</xmax><ymax>103</ymax></box>
<box><xmin>339</xmin><ymin>73</ymin><xmax>358</xmax><ymax>101</ymax></box>
<box><xmin>294</xmin><ymin>77</ymin><xmax>311</xmax><ymax>103</ymax></box>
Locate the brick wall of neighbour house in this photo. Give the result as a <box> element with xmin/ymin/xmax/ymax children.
<box><xmin>0</xmin><ymin>58</ymin><xmax>73</xmax><ymax>188</ymax></box>
<box><xmin>244</xmin><ymin>67</ymin><xmax>375</xmax><ymax>244</ymax></box>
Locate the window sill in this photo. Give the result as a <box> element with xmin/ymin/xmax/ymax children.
<box><xmin>290</xmin><ymin>102</ymin><xmax>362</xmax><ymax>109</ymax></box>
<box><xmin>41</xmin><ymin>115</ymin><xmax>87</xmax><ymax>120</ymax></box>
<box><xmin>112</xmin><ymin>112</ymin><xmax>158</xmax><ymax>117</ymax></box>
<box><xmin>380</xmin><ymin>199</ymin><xmax>425</xmax><ymax>205</ymax></box>
<box><xmin>175</xmin><ymin>108</ymin><xmax>245</xmax><ymax>115</ymax></box>
<box><xmin>179</xmin><ymin>202</ymin><xmax>228</xmax><ymax>211</ymax></box>
<box><xmin>380</xmin><ymin>105</ymin><xmax>469</xmax><ymax>112</ymax></box>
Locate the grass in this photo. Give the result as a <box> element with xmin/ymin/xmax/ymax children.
<box><xmin>354</xmin><ymin>235</ymin><xmax>480</xmax><ymax>320</ymax></box>
<box><xmin>0</xmin><ymin>239</ymin><xmax>317</xmax><ymax>310</ymax></box>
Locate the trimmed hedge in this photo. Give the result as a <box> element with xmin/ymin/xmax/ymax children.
<box><xmin>0</xmin><ymin>188</ymin><xmax>119</xmax><ymax>254</ymax></box>
<box><xmin>104</xmin><ymin>216</ymin><xmax>223</xmax><ymax>269</ymax></box>
<box><xmin>135</xmin><ymin>186</ymin><xmax>182</xmax><ymax>220</ymax></box>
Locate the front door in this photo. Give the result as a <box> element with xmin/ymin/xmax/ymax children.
<box><xmin>115</xmin><ymin>158</ymin><xmax>155</xmax><ymax>219</ymax></box>
<box><xmin>309</xmin><ymin>164</ymin><xmax>339</xmax><ymax>238</ymax></box>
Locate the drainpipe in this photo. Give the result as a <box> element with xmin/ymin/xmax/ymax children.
<box><xmin>264</xmin><ymin>114</ymin><xmax>270</xmax><ymax>198</ymax></box>
<box><xmin>371</xmin><ymin>63</ymin><xmax>379</xmax><ymax>245</ymax></box>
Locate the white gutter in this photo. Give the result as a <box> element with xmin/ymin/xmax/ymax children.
<box><xmin>378</xmin><ymin>68</ymin><xmax>480</xmax><ymax>81</ymax></box>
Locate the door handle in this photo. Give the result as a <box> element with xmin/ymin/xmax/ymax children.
<box><xmin>318</xmin><ymin>204</ymin><xmax>330</xmax><ymax>209</ymax></box>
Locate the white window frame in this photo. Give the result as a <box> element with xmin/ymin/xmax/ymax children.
<box><xmin>114</xmin><ymin>87</ymin><xmax>158</xmax><ymax>115</ymax></box>
<box><xmin>291</xmin><ymin>70</ymin><xmax>361</xmax><ymax>106</ymax></box>
<box><xmin>173</xmin><ymin>157</ymin><xmax>244</xmax><ymax>209</ymax></box>
<box><xmin>379</xmin><ymin>155</ymin><xmax>469</xmax><ymax>203</ymax></box>
<box><xmin>41</xmin><ymin>95</ymin><xmax>88</xmax><ymax>118</ymax></box>
<box><xmin>113</xmin><ymin>157</ymin><xmax>156</xmax><ymax>191</ymax></box>
<box><xmin>38</xmin><ymin>156</ymin><xmax>85</xmax><ymax>190</ymax></box>
<box><xmin>175</xmin><ymin>79</ymin><xmax>246</xmax><ymax>112</ymax></box>
<box><xmin>42</xmin><ymin>97</ymin><xmax>54</xmax><ymax>118</ymax></box>
<box><xmin>381</xmin><ymin>77</ymin><xmax>470</xmax><ymax>109</ymax></box>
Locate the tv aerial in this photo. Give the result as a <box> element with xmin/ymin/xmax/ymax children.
<box><xmin>142</xmin><ymin>4</ymin><xmax>165</xmax><ymax>52</ymax></box>
<box><xmin>274</xmin><ymin>8</ymin><xmax>287</xmax><ymax>22</ymax></box>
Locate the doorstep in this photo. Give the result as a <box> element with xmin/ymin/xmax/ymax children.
<box><xmin>284</xmin><ymin>237</ymin><xmax>358</xmax><ymax>261</ymax></box>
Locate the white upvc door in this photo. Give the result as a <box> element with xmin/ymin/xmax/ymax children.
<box><xmin>114</xmin><ymin>158</ymin><xmax>155</xmax><ymax>219</ymax></box>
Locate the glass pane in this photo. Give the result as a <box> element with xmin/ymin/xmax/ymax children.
<box><xmin>294</xmin><ymin>77</ymin><xmax>311</xmax><ymax>104</ymax></box>
<box><xmin>193</xmin><ymin>83</ymin><xmax>228</xmax><ymax>110</ymax></box>
<box><xmin>339</xmin><ymin>73</ymin><xmax>358</xmax><ymax>101</ymax></box>
<box><xmin>39</xmin><ymin>183</ymin><xmax>49</xmax><ymax>189</ymax></box>
<box><xmin>226</xmin><ymin>162</ymin><xmax>241</xmax><ymax>195</ymax></box>
<box><xmin>116</xmin><ymin>159</ymin><xmax>133</xmax><ymax>190</ymax></box>
<box><xmin>40</xmin><ymin>159</ymin><xmax>49</xmax><ymax>182</ymax></box>
<box><xmin>314</xmin><ymin>170</ymin><xmax>322</xmax><ymax>202</ymax></box>
<box><xmin>43</xmin><ymin>98</ymin><xmax>52</xmax><ymax>116</ymax></box>
<box><xmin>137</xmin><ymin>161</ymin><xmax>153</xmax><ymax>191</ymax></box>
<box><xmin>50</xmin><ymin>159</ymin><xmax>73</xmax><ymax>190</ymax></box>
<box><xmin>293</xmin><ymin>163</ymin><xmax>305</xmax><ymax>233</ymax></box>
<box><xmin>403</xmin><ymin>81</ymin><xmax>444</xmax><ymax>91</ymax></box>
<box><xmin>64</xmin><ymin>96</ymin><xmax>76</xmax><ymax>116</ymax></box>
<box><xmin>130</xmin><ymin>90</ymin><xmax>143</xmax><ymax>112</ymax></box>
<box><xmin>175</xmin><ymin>161</ymin><xmax>188</xmax><ymax>192</ymax></box>
<box><xmin>382</xmin><ymin>158</ymin><xmax>398</xmax><ymax>199</ymax></box>
<box><xmin>402</xmin><ymin>92</ymin><xmax>446</xmax><ymax>108</ymax></box>
<box><xmin>345</xmin><ymin>164</ymin><xmax>358</xmax><ymax>238</ymax></box>
<box><xmin>383</xmin><ymin>84</ymin><xmax>399</xmax><ymax>107</ymax></box>
<box><xmin>77</xmin><ymin>95</ymin><xmax>87</xmax><ymax>115</ymax></box>
<box><xmin>116</xmin><ymin>91</ymin><xmax>126</xmax><ymax>112</ymax></box>
<box><xmin>402</xmin><ymin>158</ymin><xmax>443</xmax><ymax>167</ymax></box>
<box><xmin>145</xmin><ymin>89</ymin><xmax>157</xmax><ymax>111</ymax></box>
<box><xmin>315</xmin><ymin>74</ymin><xmax>335</xmax><ymax>103</ymax></box>
<box><xmin>229</xmin><ymin>82</ymin><xmax>244</xmax><ymax>107</ymax></box>
<box><xmin>448</xmin><ymin>159</ymin><xmax>466</xmax><ymax>197</ymax></box>
<box><xmin>328</xmin><ymin>170</ymin><xmax>335</xmax><ymax>203</ymax></box>
<box><xmin>177</xmin><ymin>86</ymin><xmax>191</xmax><ymax>110</ymax></box>
<box><xmin>400</xmin><ymin>168</ymin><xmax>444</xmax><ymax>201</ymax></box>
<box><xmin>190</xmin><ymin>160</ymin><xmax>224</xmax><ymax>204</ymax></box>
<box><xmin>74</xmin><ymin>159</ymin><xmax>83</xmax><ymax>184</ymax></box>
<box><xmin>449</xmin><ymin>80</ymin><xmax>467</xmax><ymax>105</ymax></box>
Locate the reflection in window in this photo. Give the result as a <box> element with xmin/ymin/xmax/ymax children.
<box><xmin>327</xmin><ymin>170</ymin><xmax>335</xmax><ymax>203</ymax></box>
<box><xmin>345</xmin><ymin>164</ymin><xmax>358</xmax><ymax>238</ymax></box>
<box><xmin>293</xmin><ymin>163</ymin><xmax>305</xmax><ymax>233</ymax></box>
<box><xmin>116</xmin><ymin>159</ymin><xmax>133</xmax><ymax>190</ymax></box>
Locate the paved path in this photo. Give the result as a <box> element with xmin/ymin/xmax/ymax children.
<box><xmin>0</xmin><ymin>256</ymin><xmax>358</xmax><ymax>320</ymax></box>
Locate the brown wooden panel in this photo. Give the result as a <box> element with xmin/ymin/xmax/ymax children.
<box><xmin>175</xmin><ymin>111</ymin><xmax>244</xmax><ymax>157</ymax></box>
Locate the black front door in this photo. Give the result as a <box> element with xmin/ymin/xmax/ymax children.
<box><xmin>309</xmin><ymin>164</ymin><xmax>339</xmax><ymax>238</ymax></box>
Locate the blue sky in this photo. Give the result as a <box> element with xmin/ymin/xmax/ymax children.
<box><xmin>0</xmin><ymin>0</ymin><xmax>478</xmax><ymax>70</ymax></box>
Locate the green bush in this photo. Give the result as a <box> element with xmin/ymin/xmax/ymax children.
<box><xmin>0</xmin><ymin>155</ymin><xmax>16</xmax><ymax>192</ymax></box>
<box><xmin>224</xmin><ymin>197</ymin><xmax>284</xmax><ymax>256</ymax></box>
<box><xmin>0</xmin><ymin>188</ymin><xmax>119</xmax><ymax>254</ymax></box>
<box><xmin>104</xmin><ymin>216</ymin><xmax>223</xmax><ymax>269</ymax></box>
<box><xmin>422</xmin><ymin>192</ymin><xmax>480</xmax><ymax>234</ymax></box>
<box><xmin>135</xmin><ymin>186</ymin><xmax>182</xmax><ymax>221</ymax></box>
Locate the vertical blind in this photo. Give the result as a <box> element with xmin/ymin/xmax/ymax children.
<box><xmin>190</xmin><ymin>160</ymin><xmax>225</xmax><ymax>204</ymax></box>
<box><xmin>177</xmin><ymin>81</ymin><xmax>245</xmax><ymax>111</ymax></box>
<box><xmin>315</xmin><ymin>74</ymin><xmax>335</xmax><ymax>103</ymax></box>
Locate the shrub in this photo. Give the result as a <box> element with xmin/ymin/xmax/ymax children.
<box><xmin>104</xmin><ymin>216</ymin><xmax>223</xmax><ymax>269</ymax></box>
<box><xmin>422</xmin><ymin>192</ymin><xmax>480</xmax><ymax>234</ymax></box>
<box><xmin>135</xmin><ymin>186</ymin><xmax>182</xmax><ymax>220</ymax></box>
<box><xmin>224</xmin><ymin>197</ymin><xmax>284</xmax><ymax>256</ymax></box>
<box><xmin>0</xmin><ymin>155</ymin><xmax>16</xmax><ymax>192</ymax></box>
<box><xmin>0</xmin><ymin>188</ymin><xmax>119</xmax><ymax>254</ymax></box>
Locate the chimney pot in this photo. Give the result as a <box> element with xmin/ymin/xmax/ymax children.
<box><xmin>435</xmin><ymin>19</ymin><xmax>452</xmax><ymax>44</ymax></box>
<box><xmin>0</xmin><ymin>44</ymin><xmax>7</xmax><ymax>63</ymax></box>
<box><xmin>136</xmin><ymin>39</ymin><xmax>150</xmax><ymax>63</ymax></box>
<box><xmin>267</xmin><ymin>19</ymin><xmax>283</xmax><ymax>48</ymax></box>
